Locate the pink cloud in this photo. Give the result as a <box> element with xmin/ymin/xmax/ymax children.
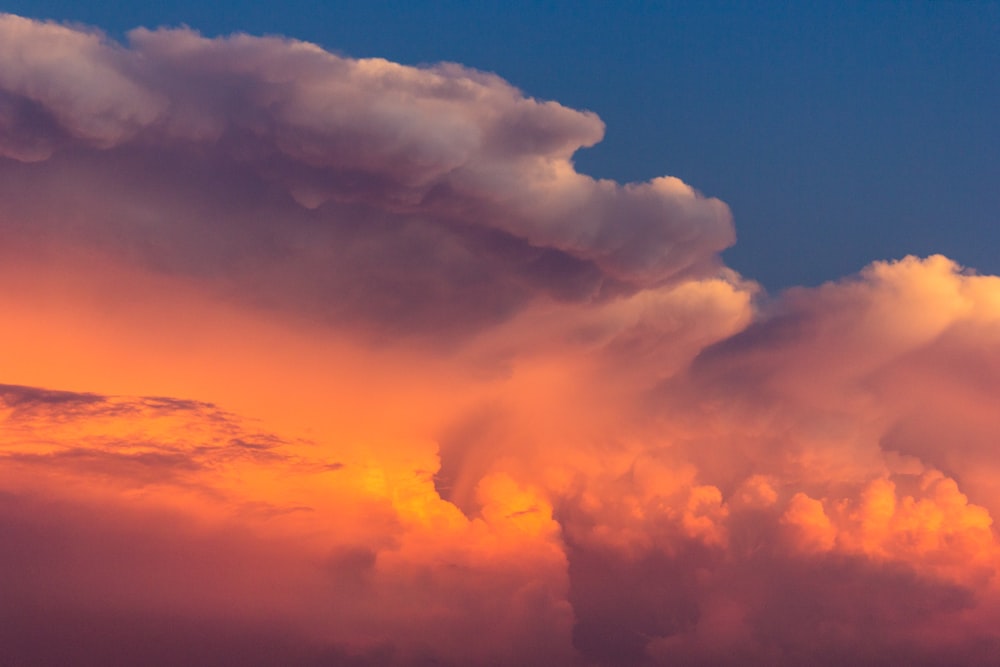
<box><xmin>1</xmin><ymin>14</ymin><xmax>999</xmax><ymax>666</ymax></box>
<box><xmin>0</xmin><ymin>14</ymin><xmax>733</xmax><ymax>342</ymax></box>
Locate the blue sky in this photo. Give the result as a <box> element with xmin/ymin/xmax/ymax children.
<box><xmin>5</xmin><ymin>0</ymin><xmax>998</xmax><ymax>290</ymax></box>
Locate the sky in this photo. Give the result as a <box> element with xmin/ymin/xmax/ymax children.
<box><xmin>0</xmin><ymin>4</ymin><xmax>999</xmax><ymax>666</ymax></box>
<box><xmin>3</xmin><ymin>0</ymin><xmax>999</xmax><ymax>290</ymax></box>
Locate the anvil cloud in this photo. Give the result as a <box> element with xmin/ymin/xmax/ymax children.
<box><xmin>1</xmin><ymin>14</ymin><xmax>998</xmax><ymax>666</ymax></box>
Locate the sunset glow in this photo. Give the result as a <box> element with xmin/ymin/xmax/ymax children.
<box><xmin>2</xmin><ymin>12</ymin><xmax>999</xmax><ymax>666</ymax></box>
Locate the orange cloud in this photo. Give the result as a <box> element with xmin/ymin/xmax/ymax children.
<box><xmin>1</xmin><ymin>13</ymin><xmax>999</xmax><ymax>666</ymax></box>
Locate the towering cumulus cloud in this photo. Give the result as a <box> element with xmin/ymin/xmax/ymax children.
<box><xmin>1</xmin><ymin>14</ymin><xmax>998</xmax><ymax>666</ymax></box>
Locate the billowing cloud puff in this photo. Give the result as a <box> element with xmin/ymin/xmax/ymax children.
<box><xmin>0</xmin><ymin>13</ymin><xmax>733</xmax><ymax>338</ymax></box>
<box><xmin>2</xmin><ymin>13</ymin><xmax>1000</xmax><ymax>667</ymax></box>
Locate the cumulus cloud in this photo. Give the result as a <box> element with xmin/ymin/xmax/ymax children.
<box><xmin>2</xmin><ymin>13</ymin><xmax>1000</xmax><ymax>667</ymax></box>
<box><xmin>0</xmin><ymin>13</ymin><xmax>732</xmax><ymax>338</ymax></box>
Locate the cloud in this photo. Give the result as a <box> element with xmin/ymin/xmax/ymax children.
<box><xmin>0</xmin><ymin>13</ymin><xmax>733</xmax><ymax>338</ymax></box>
<box><xmin>2</xmin><ymin>13</ymin><xmax>1000</xmax><ymax>667</ymax></box>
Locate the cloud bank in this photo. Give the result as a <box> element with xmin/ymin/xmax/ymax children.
<box><xmin>1</xmin><ymin>14</ymin><xmax>999</xmax><ymax>666</ymax></box>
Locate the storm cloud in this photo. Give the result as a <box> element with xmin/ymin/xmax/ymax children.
<box><xmin>2</xmin><ymin>14</ymin><xmax>999</xmax><ymax>666</ymax></box>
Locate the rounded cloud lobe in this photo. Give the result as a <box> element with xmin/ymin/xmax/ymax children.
<box><xmin>0</xmin><ymin>13</ymin><xmax>732</xmax><ymax>337</ymax></box>
<box><xmin>2</xmin><ymin>14</ymin><xmax>1000</xmax><ymax>667</ymax></box>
